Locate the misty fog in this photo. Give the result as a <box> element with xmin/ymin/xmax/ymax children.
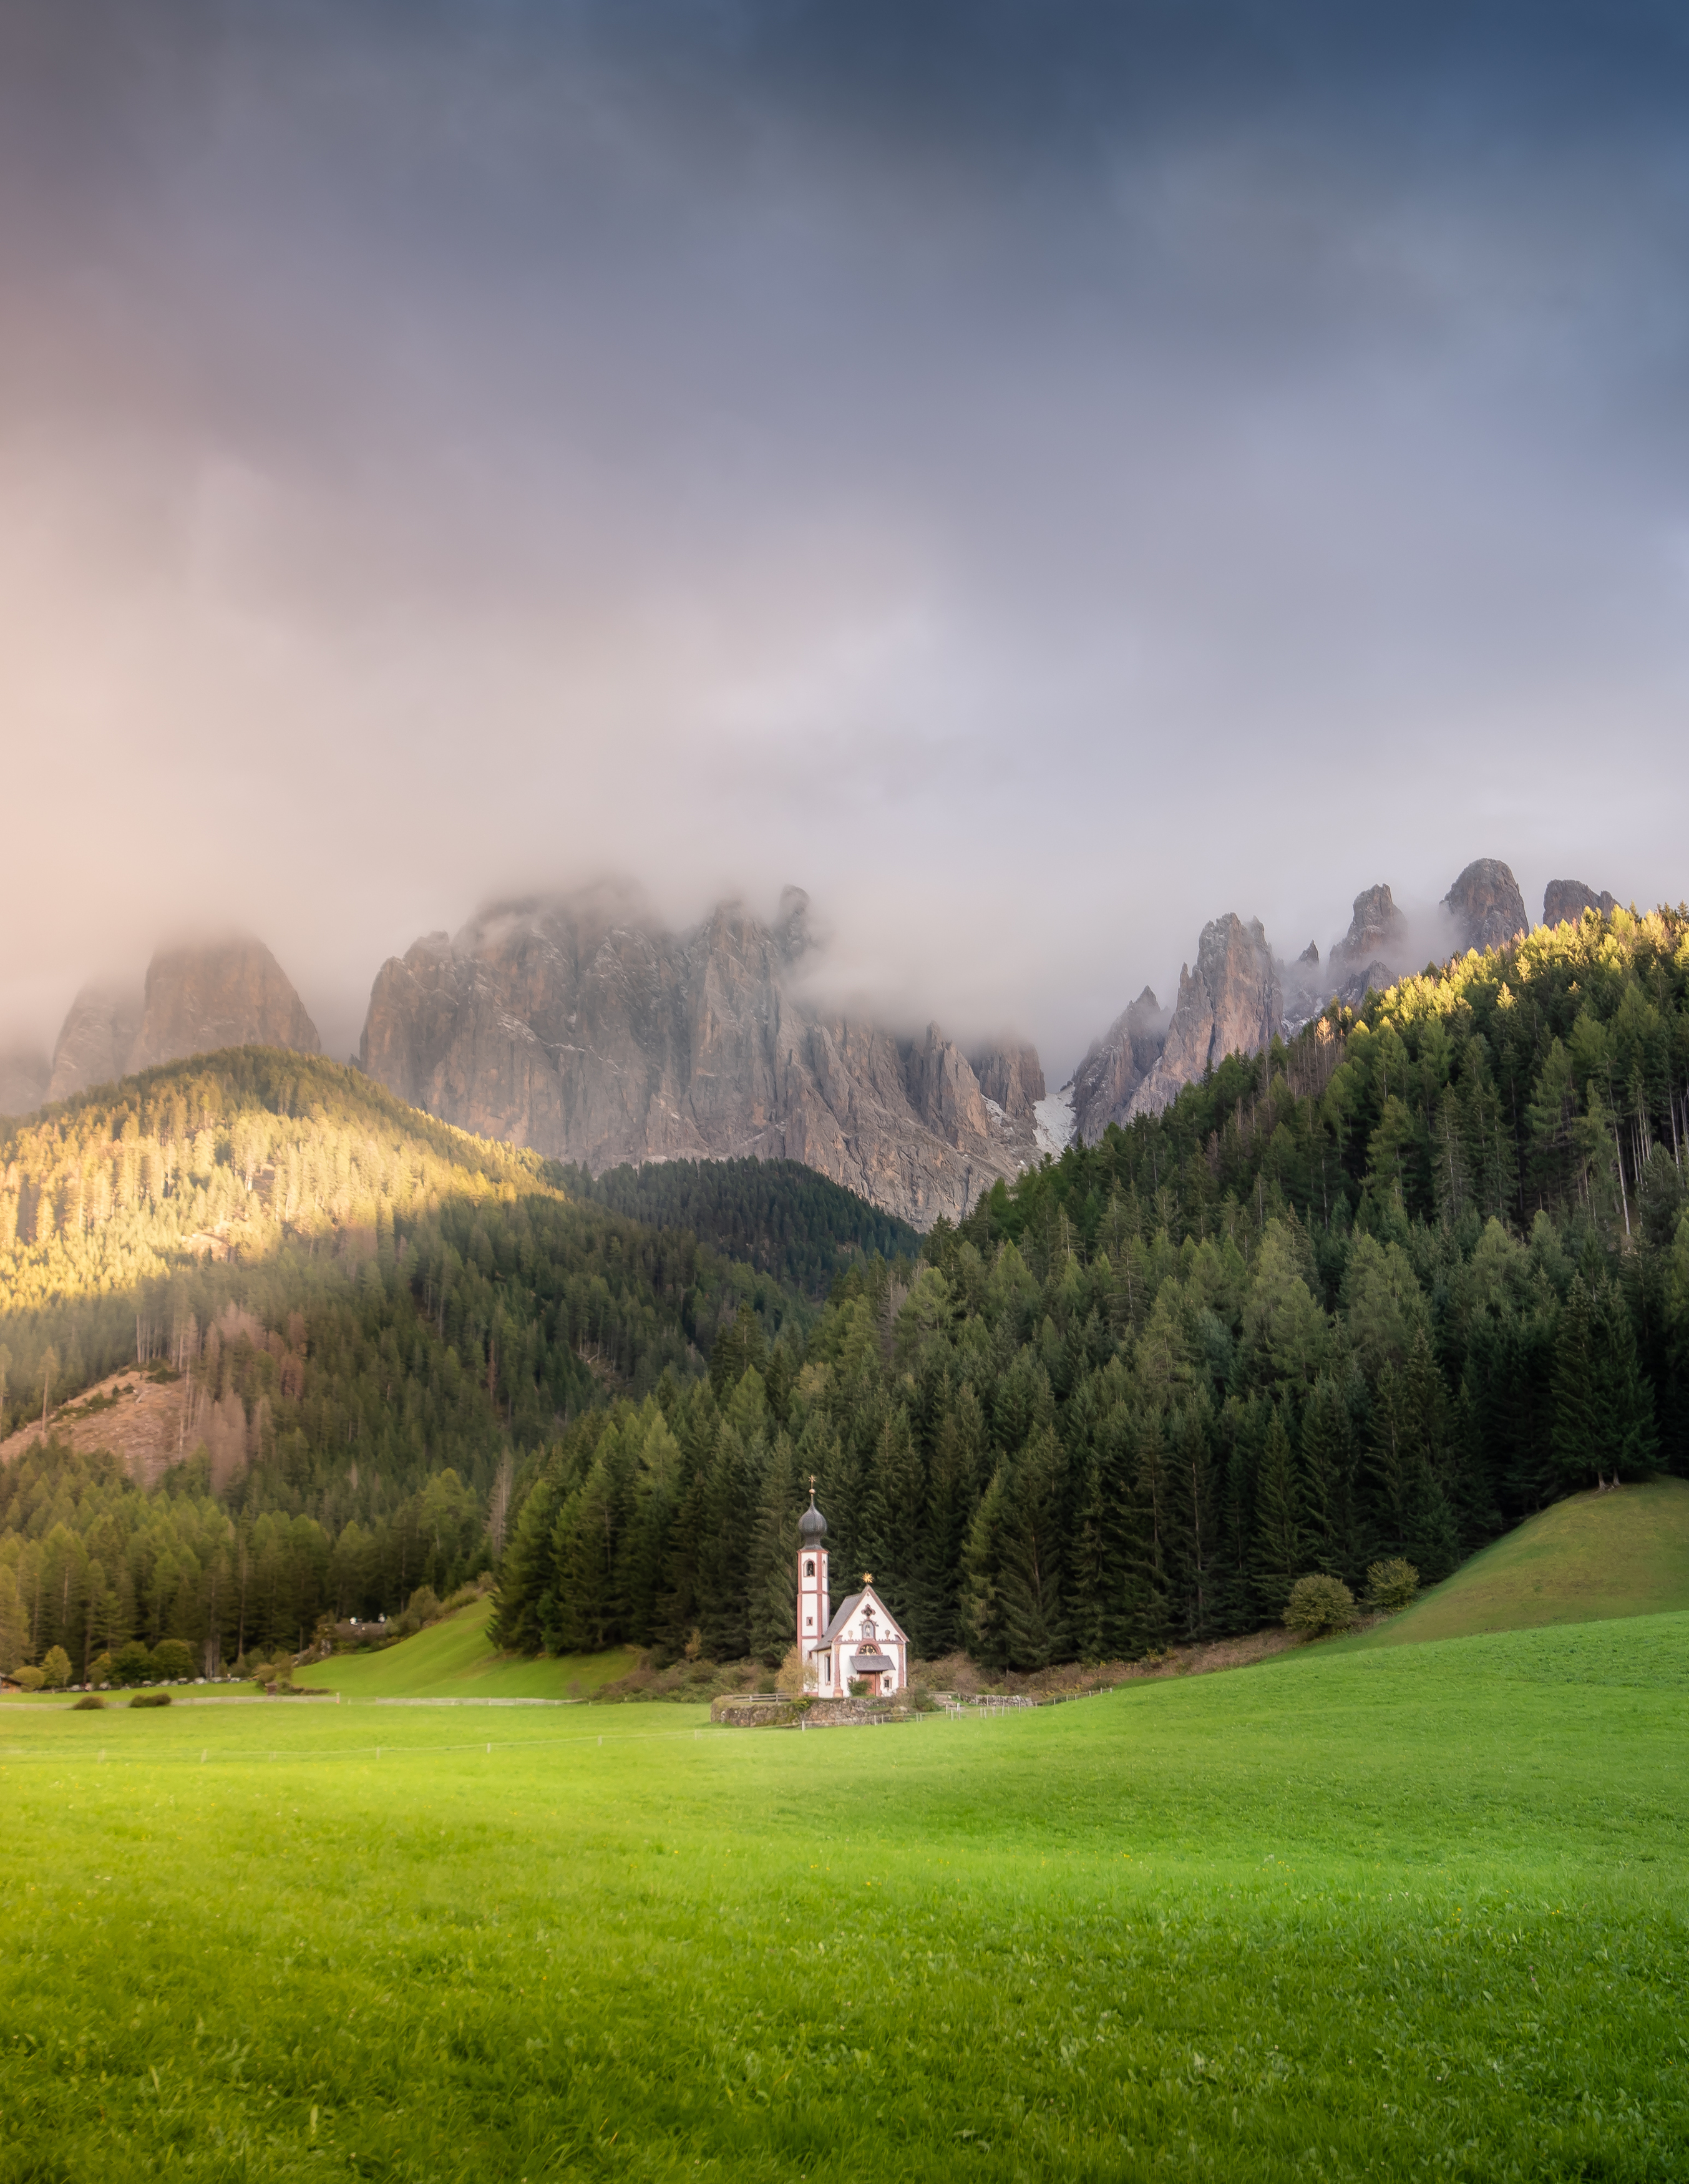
<box><xmin>1</xmin><ymin>2</ymin><xmax>1685</xmax><ymax>1082</ymax></box>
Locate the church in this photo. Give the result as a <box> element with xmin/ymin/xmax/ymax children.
<box><xmin>796</xmin><ymin>1481</ymin><xmax>908</xmax><ymax>1696</ymax></box>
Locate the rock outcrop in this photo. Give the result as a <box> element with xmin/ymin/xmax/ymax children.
<box><xmin>47</xmin><ymin>980</ymin><xmax>143</xmax><ymax>1102</ymax></box>
<box><xmin>1443</xmin><ymin>860</ymin><xmax>1527</xmax><ymax>955</ymax></box>
<box><xmin>1071</xmin><ymin>988</ymin><xmax>1167</xmax><ymax>1141</ymax></box>
<box><xmin>1543</xmin><ymin>879</ymin><xmax>1618</xmax><ymax>927</ymax></box>
<box><xmin>1336</xmin><ymin>884</ymin><xmax>1409</xmax><ymax>968</ymax></box>
<box><xmin>358</xmin><ymin>889</ymin><xmax>1042</xmax><ymax>1228</ymax></box>
<box><xmin>968</xmin><ymin>1040</ymin><xmax>1046</xmax><ymax>1123</ymax></box>
<box><xmin>0</xmin><ymin>1046</ymin><xmax>49</xmax><ymax>1116</ymax></box>
<box><xmin>128</xmin><ymin>938</ymin><xmax>319</xmax><ymax>1075</ymax></box>
<box><xmin>1124</xmin><ymin>916</ymin><xmax>1283</xmax><ymax>1121</ymax></box>
<box><xmin>46</xmin><ymin>940</ymin><xmax>319</xmax><ymax>1101</ymax></box>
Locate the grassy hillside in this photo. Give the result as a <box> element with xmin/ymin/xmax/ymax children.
<box><xmin>1</xmin><ymin>1615</ymin><xmax>1684</xmax><ymax>2179</ymax></box>
<box><xmin>1360</xmin><ymin>1475</ymin><xmax>1689</xmax><ymax>1647</ymax></box>
<box><xmin>310</xmin><ymin>1597</ymin><xmax>636</xmax><ymax>1701</ymax></box>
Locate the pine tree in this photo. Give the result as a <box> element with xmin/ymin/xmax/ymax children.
<box><xmin>922</xmin><ymin>1388</ymin><xmax>984</xmax><ymax>1654</ymax></box>
<box><xmin>1550</xmin><ymin>1277</ymin><xmax>1600</xmax><ymax>1489</ymax></box>
<box><xmin>1212</xmin><ymin>1433</ymin><xmax>1255</xmax><ymax>1637</ymax></box>
<box><xmin>694</xmin><ymin>1421</ymin><xmax>756</xmax><ymax>1661</ymax></box>
<box><xmin>1250</xmin><ymin>1403</ymin><xmax>1303</xmax><ymax>1617</ymax></box>
<box><xmin>958</xmin><ymin>1467</ymin><xmax>1006</xmax><ymax>1667</ymax></box>
<box><xmin>1298</xmin><ymin>1378</ymin><xmax>1339</xmax><ymax>1576</ymax></box>
<box><xmin>1594</xmin><ymin>1279</ymin><xmax>1659</xmax><ymax>1480</ymax></box>
<box><xmin>1131</xmin><ymin>1407</ymin><xmax>1175</xmax><ymax>1652</ymax></box>
<box><xmin>1169</xmin><ymin>1394</ymin><xmax>1217</xmax><ymax>1642</ymax></box>
<box><xmin>995</xmin><ymin>1425</ymin><xmax>1067</xmax><ymax>1669</ymax></box>
<box><xmin>746</xmin><ymin>1432</ymin><xmax>799</xmax><ymax>1665</ymax></box>
<box><xmin>617</xmin><ymin>1411</ymin><xmax>683</xmax><ymax>1648</ymax></box>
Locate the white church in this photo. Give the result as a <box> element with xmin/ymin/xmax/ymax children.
<box><xmin>796</xmin><ymin>1481</ymin><xmax>908</xmax><ymax>1696</ymax></box>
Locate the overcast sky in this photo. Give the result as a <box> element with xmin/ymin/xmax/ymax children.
<box><xmin>2</xmin><ymin>1</ymin><xmax>1687</xmax><ymax>1076</ymax></box>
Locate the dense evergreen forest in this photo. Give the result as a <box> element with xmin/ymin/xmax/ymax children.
<box><xmin>0</xmin><ymin>1053</ymin><xmax>795</xmax><ymax>1672</ymax></box>
<box><xmin>559</xmin><ymin>1157</ymin><xmax>918</xmax><ymax>1295</ymax></box>
<box><xmin>494</xmin><ymin>907</ymin><xmax>1689</xmax><ymax>1670</ymax></box>
<box><xmin>5</xmin><ymin>905</ymin><xmax>1689</xmax><ymax>1680</ymax></box>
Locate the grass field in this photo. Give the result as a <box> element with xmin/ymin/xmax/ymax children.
<box><xmin>2</xmin><ymin>1613</ymin><xmax>1685</xmax><ymax>2182</ymax></box>
<box><xmin>309</xmin><ymin>1600</ymin><xmax>638</xmax><ymax>1702</ymax></box>
<box><xmin>1360</xmin><ymin>1476</ymin><xmax>1689</xmax><ymax>1648</ymax></box>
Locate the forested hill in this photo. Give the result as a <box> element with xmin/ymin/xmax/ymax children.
<box><xmin>557</xmin><ymin>1157</ymin><xmax>918</xmax><ymax>1295</ymax></box>
<box><xmin>495</xmin><ymin>905</ymin><xmax>1689</xmax><ymax>1670</ymax></box>
<box><xmin>0</xmin><ymin>1050</ymin><xmax>807</xmax><ymax>1672</ymax></box>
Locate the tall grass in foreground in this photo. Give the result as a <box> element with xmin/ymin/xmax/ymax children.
<box><xmin>1</xmin><ymin>1616</ymin><xmax>1686</xmax><ymax>2181</ymax></box>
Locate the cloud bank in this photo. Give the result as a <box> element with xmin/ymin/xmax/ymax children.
<box><xmin>2</xmin><ymin>1</ymin><xmax>1687</xmax><ymax>1073</ymax></box>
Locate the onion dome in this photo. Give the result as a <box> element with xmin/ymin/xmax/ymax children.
<box><xmin>798</xmin><ymin>1480</ymin><xmax>827</xmax><ymax>1541</ymax></box>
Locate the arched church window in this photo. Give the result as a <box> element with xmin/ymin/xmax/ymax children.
<box><xmin>804</xmin><ymin>1560</ymin><xmax>815</xmax><ymax>1577</ymax></box>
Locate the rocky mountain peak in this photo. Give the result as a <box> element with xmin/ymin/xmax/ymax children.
<box><xmin>130</xmin><ymin>938</ymin><xmax>319</xmax><ymax>1075</ymax></box>
<box><xmin>1443</xmin><ymin>859</ymin><xmax>1527</xmax><ymax>955</ymax></box>
<box><xmin>358</xmin><ymin>888</ymin><xmax>1043</xmax><ymax>1227</ymax></box>
<box><xmin>1123</xmin><ymin>915</ymin><xmax>1281</xmax><ymax>1123</ymax></box>
<box><xmin>45</xmin><ymin>939</ymin><xmax>318</xmax><ymax>1103</ymax></box>
<box><xmin>1543</xmin><ymin>878</ymin><xmax>1618</xmax><ymax>926</ymax></box>
<box><xmin>968</xmin><ymin>1040</ymin><xmax>1046</xmax><ymax>1122</ymax></box>
<box><xmin>1335</xmin><ymin>884</ymin><xmax>1409</xmax><ymax>967</ymax></box>
<box><xmin>1071</xmin><ymin>987</ymin><xmax>1167</xmax><ymax>1141</ymax></box>
<box><xmin>47</xmin><ymin>980</ymin><xmax>142</xmax><ymax>1103</ymax></box>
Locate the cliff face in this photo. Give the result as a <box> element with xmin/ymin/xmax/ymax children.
<box><xmin>1076</xmin><ymin>858</ymin><xmax>1537</xmax><ymax>1131</ymax></box>
<box><xmin>47</xmin><ymin>980</ymin><xmax>144</xmax><ymax>1101</ymax></box>
<box><xmin>1071</xmin><ymin>988</ymin><xmax>1167</xmax><ymax>1141</ymax></box>
<box><xmin>1544</xmin><ymin>879</ymin><xmax>1618</xmax><ymax>926</ymax></box>
<box><xmin>1125</xmin><ymin>916</ymin><xmax>1282</xmax><ymax>1121</ymax></box>
<box><xmin>359</xmin><ymin>890</ymin><xmax>1042</xmax><ymax>1227</ymax></box>
<box><xmin>129</xmin><ymin>939</ymin><xmax>320</xmax><ymax>1074</ymax></box>
<box><xmin>968</xmin><ymin>1040</ymin><xmax>1046</xmax><ymax>1123</ymax></box>
<box><xmin>1443</xmin><ymin>860</ymin><xmax>1527</xmax><ymax>955</ymax></box>
<box><xmin>46</xmin><ymin>941</ymin><xmax>319</xmax><ymax>1101</ymax></box>
<box><xmin>1327</xmin><ymin>883</ymin><xmax>1414</xmax><ymax>1008</ymax></box>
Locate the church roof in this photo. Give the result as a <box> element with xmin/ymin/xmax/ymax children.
<box><xmin>820</xmin><ymin>1592</ymin><xmax>861</xmax><ymax>1644</ymax></box>
<box><xmin>820</xmin><ymin>1585</ymin><xmax>907</xmax><ymax>1646</ymax></box>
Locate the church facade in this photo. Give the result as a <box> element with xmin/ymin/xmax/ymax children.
<box><xmin>796</xmin><ymin>1482</ymin><xmax>908</xmax><ymax>1696</ymax></box>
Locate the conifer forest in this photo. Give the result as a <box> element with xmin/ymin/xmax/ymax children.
<box><xmin>4</xmin><ymin>907</ymin><xmax>1689</xmax><ymax>1679</ymax></box>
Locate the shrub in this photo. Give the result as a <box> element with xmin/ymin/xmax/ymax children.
<box><xmin>908</xmin><ymin>1685</ymin><xmax>940</xmax><ymax>1712</ymax></box>
<box><xmin>1366</xmin><ymin>1558</ymin><xmax>1421</xmax><ymax>1614</ymax></box>
<box><xmin>151</xmin><ymin>1639</ymin><xmax>195</xmax><ymax>1682</ymax></box>
<box><xmin>11</xmin><ymin>1664</ymin><xmax>45</xmax><ymax>1692</ymax></box>
<box><xmin>72</xmin><ymin>1693</ymin><xmax>105</xmax><ymax>1710</ymax></box>
<box><xmin>407</xmin><ymin>1586</ymin><xmax>442</xmax><ymax>1627</ymax></box>
<box><xmin>112</xmin><ymin>1640</ymin><xmax>153</xmax><ymax>1687</ymax></box>
<box><xmin>129</xmin><ymin>1691</ymin><xmax>171</xmax><ymax>1708</ymax></box>
<box><xmin>774</xmin><ymin>1642</ymin><xmax>814</xmax><ymax>1697</ymax></box>
<box><xmin>88</xmin><ymin>1651</ymin><xmax>114</xmax><ymax>1688</ymax></box>
<box><xmin>40</xmin><ymin>1645</ymin><xmax>72</xmax><ymax>1690</ymax></box>
<box><xmin>848</xmin><ymin>1677</ymin><xmax>867</xmax><ymax>1697</ymax></box>
<box><xmin>251</xmin><ymin>1663</ymin><xmax>279</xmax><ymax>1687</ymax></box>
<box><xmin>1283</xmin><ymin>1574</ymin><xmax>1358</xmax><ymax>1639</ymax></box>
<box><xmin>754</xmin><ymin>1673</ymin><xmax>777</xmax><ymax>1695</ymax></box>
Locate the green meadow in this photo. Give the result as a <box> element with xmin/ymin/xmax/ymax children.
<box><xmin>308</xmin><ymin>1601</ymin><xmax>636</xmax><ymax>1703</ymax></box>
<box><xmin>1358</xmin><ymin>1478</ymin><xmax>1689</xmax><ymax>1649</ymax></box>
<box><xmin>2</xmin><ymin>1615</ymin><xmax>1687</xmax><ymax>2183</ymax></box>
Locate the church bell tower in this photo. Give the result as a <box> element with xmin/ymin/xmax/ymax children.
<box><xmin>797</xmin><ymin>1477</ymin><xmax>829</xmax><ymax>1664</ymax></box>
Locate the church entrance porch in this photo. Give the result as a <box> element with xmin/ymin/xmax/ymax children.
<box><xmin>847</xmin><ymin>1652</ymin><xmax>890</xmax><ymax>1695</ymax></box>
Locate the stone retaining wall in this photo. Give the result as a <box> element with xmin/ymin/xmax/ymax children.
<box><xmin>709</xmin><ymin>1694</ymin><xmax>917</xmax><ymax>1729</ymax></box>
